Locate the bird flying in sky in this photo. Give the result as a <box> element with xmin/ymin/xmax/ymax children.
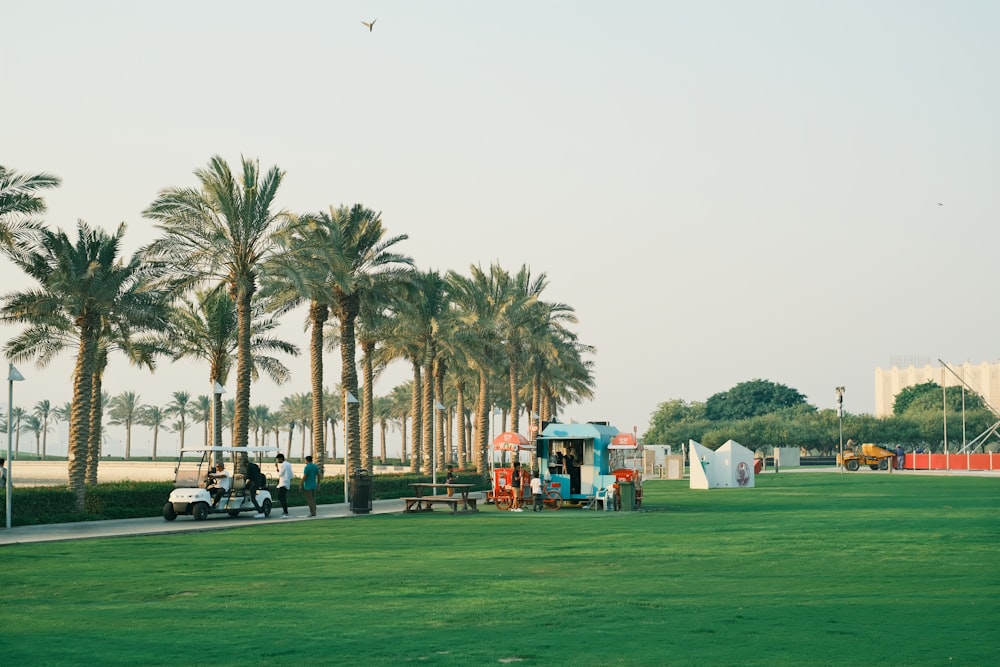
<box><xmin>362</xmin><ymin>19</ymin><xmax>376</xmax><ymax>32</ymax></box>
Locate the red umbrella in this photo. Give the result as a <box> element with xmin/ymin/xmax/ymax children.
<box><xmin>491</xmin><ymin>431</ymin><xmax>532</xmax><ymax>451</ymax></box>
<box><xmin>609</xmin><ymin>432</ymin><xmax>638</xmax><ymax>449</ymax></box>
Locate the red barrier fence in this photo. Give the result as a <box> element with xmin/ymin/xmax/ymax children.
<box><xmin>905</xmin><ymin>453</ymin><xmax>997</xmax><ymax>471</ymax></box>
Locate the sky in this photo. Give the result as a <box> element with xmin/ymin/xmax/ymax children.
<box><xmin>3</xmin><ymin>1</ymin><xmax>998</xmax><ymax>458</ymax></box>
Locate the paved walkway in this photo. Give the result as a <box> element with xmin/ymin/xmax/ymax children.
<box><xmin>0</xmin><ymin>498</ymin><xmax>408</xmax><ymax>546</ymax></box>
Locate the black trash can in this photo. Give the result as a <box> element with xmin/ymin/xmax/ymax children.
<box><xmin>349</xmin><ymin>468</ymin><xmax>372</xmax><ymax>514</ymax></box>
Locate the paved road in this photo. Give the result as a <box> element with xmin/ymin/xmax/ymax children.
<box><xmin>0</xmin><ymin>498</ymin><xmax>409</xmax><ymax>546</ymax></box>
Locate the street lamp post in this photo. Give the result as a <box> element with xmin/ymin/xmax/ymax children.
<box><xmin>7</xmin><ymin>364</ymin><xmax>26</xmax><ymax>529</ymax></box>
<box><xmin>343</xmin><ymin>390</ymin><xmax>359</xmax><ymax>506</ymax></box>
<box><xmin>835</xmin><ymin>387</ymin><xmax>845</xmax><ymax>474</ymax></box>
<box><xmin>491</xmin><ymin>406</ymin><xmax>501</xmax><ymax>473</ymax></box>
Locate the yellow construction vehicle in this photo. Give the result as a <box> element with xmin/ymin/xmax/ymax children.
<box><xmin>837</xmin><ymin>442</ymin><xmax>895</xmax><ymax>471</ymax></box>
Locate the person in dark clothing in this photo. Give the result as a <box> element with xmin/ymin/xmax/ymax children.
<box><xmin>244</xmin><ymin>460</ymin><xmax>265</xmax><ymax>517</ymax></box>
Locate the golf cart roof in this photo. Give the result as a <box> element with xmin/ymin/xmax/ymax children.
<box><xmin>179</xmin><ymin>446</ymin><xmax>276</xmax><ymax>454</ymax></box>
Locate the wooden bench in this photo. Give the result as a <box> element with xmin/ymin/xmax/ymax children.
<box><xmin>402</xmin><ymin>494</ymin><xmax>479</xmax><ymax>513</ymax></box>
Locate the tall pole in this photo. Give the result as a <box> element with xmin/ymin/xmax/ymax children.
<box><xmin>835</xmin><ymin>387</ymin><xmax>845</xmax><ymax>474</ymax></box>
<box><xmin>212</xmin><ymin>382</ymin><xmax>225</xmax><ymax>466</ymax></box>
<box><xmin>7</xmin><ymin>364</ymin><xmax>25</xmax><ymax>529</ymax></box>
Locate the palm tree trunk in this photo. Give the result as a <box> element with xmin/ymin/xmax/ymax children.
<box><xmin>421</xmin><ymin>353</ymin><xmax>434</xmax><ymax>475</ymax></box>
<box><xmin>86</xmin><ymin>367</ymin><xmax>105</xmax><ymax>485</ymax></box>
<box><xmin>338</xmin><ymin>302</ymin><xmax>361</xmax><ymax>470</ymax></box>
<box><xmin>476</xmin><ymin>371</ymin><xmax>490</xmax><ymax>476</ymax></box>
<box><xmin>400</xmin><ymin>412</ymin><xmax>408</xmax><ymax>465</ymax></box>
<box><xmin>456</xmin><ymin>379</ymin><xmax>467</xmax><ymax>469</ymax></box>
<box><xmin>361</xmin><ymin>342</ymin><xmax>376</xmax><ymax>471</ymax></box>
<box><xmin>410</xmin><ymin>362</ymin><xmax>422</xmax><ymax>473</ymax></box>
<box><xmin>233</xmin><ymin>286</ymin><xmax>254</xmax><ymax>449</ymax></box>
<box><xmin>508</xmin><ymin>355</ymin><xmax>520</xmax><ymax>434</ymax></box>
<box><xmin>68</xmin><ymin>324</ymin><xmax>98</xmax><ymax>511</ymax></box>
<box><xmin>309</xmin><ymin>301</ymin><xmax>327</xmax><ymax>474</ymax></box>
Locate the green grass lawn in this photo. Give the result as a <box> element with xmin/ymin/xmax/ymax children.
<box><xmin>2</xmin><ymin>473</ymin><xmax>997</xmax><ymax>666</ymax></box>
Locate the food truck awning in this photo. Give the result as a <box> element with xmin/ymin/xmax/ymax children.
<box><xmin>538</xmin><ymin>422</ymin><xmax>619</xmax><ymax>440</ymax></box>
<box><xmin>608</xmin><ymin>432</ymin><xmax>638</xmax><ymax>449</ymax></box>
<box><xmin>491</xmin><ymin>431</ymin><xmax>533</xmax><ymax>451</ymax></box>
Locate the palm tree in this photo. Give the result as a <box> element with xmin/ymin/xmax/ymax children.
<box><xmin>356</xmin><ymin>275</ymin><xmax>411</xmax><ymax>470</ymax></box>
<box><xmin>191</xmin><ymin>395</ymin><xmax>211</xmax><ymax>447</ymax></box>
<box><xmin>53</xmin><ymin>402</ymin><xmax>72</xmax><ymax>456</ymax></box>
<box><xmin>32</xmin><ymin>400</ymin><xmax>53</xmax><ymax>459</ymax></box>
<box><xmin>373</xmin><ymin>394</ymin><xmax>394</xmax><ymax>463</ymax></box>
<box><xmin>279</xmin><ymin>393</ymin><xmax>312</xmax><ymax>459</ymax></box>
<box><xmin>9</xmin><ymin>407</ymin><xmax>26</xmax><ymax>458</ymax></box>
<box><xmin>19</xmin><ymin>414</ymin><xmax>45</xmax><ymax>458</ymax></box>
<box><xmin>162</xmin><ymin>287</ymin><xmax>297</xmax><ymax>455</ymax></box>
<box><xmin>0</xmin><ymin>165</ymin><xmax>60</xmax><ymax>247</ymax></box>
<box><xmin>320</xmin><ymin>204</ymin><xmax>413</xmax><ymax>471</ymax></box>
<box><xmin>388</xmin><ymin>383</ymin><xmax>412</xmax><ymax>464</ymax></box>
<box><xmin>1</xmin><ymin>221</ymin><xmax>169</xmax><ymax>507</ymax></box>
<box><xmin>144</xmin><ymin>155</ymin><xmax>289</xmax><ymax>451</ymax></box>
<box><xmin>249</xmin><ymin>405</ymin><xmax>271</xmax><ymax>448</ymax></box>
<box><xmin>108</xmin><ymin>391</ymin><xmax>144</xmax><ymax>460</ymax></box>
<box><xmin>137</xmin><ymin>404</ymin><xmax>169</xmax><ymax>459</ymax></box>
<box><xmin>265</xmin><ymin>213</ymin><xmax>347</xmax><ymax>473</ymax></box>
<box><xmin>165</xmin><ymin>391</ymin><xmax>192</xmax><ymax>451</ymax></box>
<box><xmin>396</xmin><ymin>270</ymin><xmax>450</xmax><ymax>475</ymax></box>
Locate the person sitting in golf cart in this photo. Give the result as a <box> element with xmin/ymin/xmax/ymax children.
<box><xmin>206</xmin><ymin>462</ymin><xmax>231</xmax><ymax>508</ymax></box>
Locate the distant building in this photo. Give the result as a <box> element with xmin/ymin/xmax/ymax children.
<box><xmin>874</xmin><ymin>361</ymin><xmax>1000</xmax><ymax>417</ymax></box>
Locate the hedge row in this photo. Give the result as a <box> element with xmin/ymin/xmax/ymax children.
<box><xmin>1</xmin><ymin>472</ymin><xmax>490</xmax><ymax>527</ymax></box>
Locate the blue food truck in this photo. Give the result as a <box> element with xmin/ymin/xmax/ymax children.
<box><xmin>535</xmin><ymin>421</ymin><xmax>642</xmax><ymax>508</ymax></box>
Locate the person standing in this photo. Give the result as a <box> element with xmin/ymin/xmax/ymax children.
<box><xmin>302</xmin><ymin>455</ymin><xmax>320</xmax><ymax>517</ymax></box>
<box><xmin>507</xmin><ymin>460</ymin><xmax>523</xmax><ymax>511</ymax></box>
<box><xmin>530</xmin><ymin>471</ymin><xmax>543</xmax><ymax>512</ymax></box>
<box><xmin>275</xmin><ymin>453</ymin><xmax>293</xmax><ymax>518</ymax></box>
<box><xmin>445</xmin><ymin>465</ymin><xmax>455</xmax><ymax>497</ymax></box>
<box><xmin>895</xmin><ymin>445</ymin><xmax>905</xmax><ymax>471</ymax></box>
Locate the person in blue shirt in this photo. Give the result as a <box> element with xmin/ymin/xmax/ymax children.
<box><xmin>302</xmin><ymin>455</ymin><xmax>320</xmax><ymax>517</ymax></box>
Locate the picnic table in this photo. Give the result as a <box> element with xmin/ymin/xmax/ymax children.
<box><xmin>402</xmin><ymin>483</ymin><xmax>479</xmax><ymax>513</ymax></box>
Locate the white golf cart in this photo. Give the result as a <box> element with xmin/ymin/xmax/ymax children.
<box><xmin>163</xmin><ymin>446</ymin><xmax>275</xmax><ymax>521</ymax></box>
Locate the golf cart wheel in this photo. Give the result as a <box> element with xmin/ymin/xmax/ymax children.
<box><xmin>192</xmin><ymin>502</ymin><xmax>209</xmax><ymax>521</ymax></box>
<box><xmin>262</xmin><ymin>499</ymin><xmax>272</xmax><ymax>517</ymax></box>
<box><xmin>228</xmin><ymin>510</ymin><xmax>240</xmax><ymax>518</ymax></box>
<box><xmin>162</xmin><ymin>502</ymin><xmax>177</xmax><ymax>521</ymax></box>
<box><xmin>846</xmin><ymin>460</ymin><xmax>860</xmax><ymax>472</ymax></box>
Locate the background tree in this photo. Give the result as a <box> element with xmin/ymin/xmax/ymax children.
<box><xmin>1</xmin><ymin>221</ymin><xmax>168</xmax><ymax>508</ymax></box>
<box><xmin>165</xmin><ymin>391</ymin><xmax>192</xmax><ymax>451</ymax></box>
<box><xmin>704</xmin><ymin>379</ymin><xmax>807</xmax><ymax>421</ymax></box>
<box><xmin>32</xmin><ymin>400</ymin><xmax>53</xmax><ymax>460</ymax></box>
<box><xmin>137</xmin><ymin>404</ymin><xmax>169</xmax><ymax>459</ymax></box>
<box><xmin>108</xmin><ymin>391</ymin><xmax>144</xmax><ymax>460</ymax></box>
<box><xmin>0</xmin><ymin>165</ymin><xmax>60</xmax><ymax>246</ymax></box>
<box><xmin>893</xmin><ymin>381</ymin><xmax>986</xmax><ymax>415</ymax></box>
<box><xmin>321</xmin><ymin>204</ymin><xmax>413</xmax><ymax>471</ymax></box>
<box><xmin>144</xmin><ymin>155</ymin><xmax>289</xmax><ymax>451</ymax></box>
